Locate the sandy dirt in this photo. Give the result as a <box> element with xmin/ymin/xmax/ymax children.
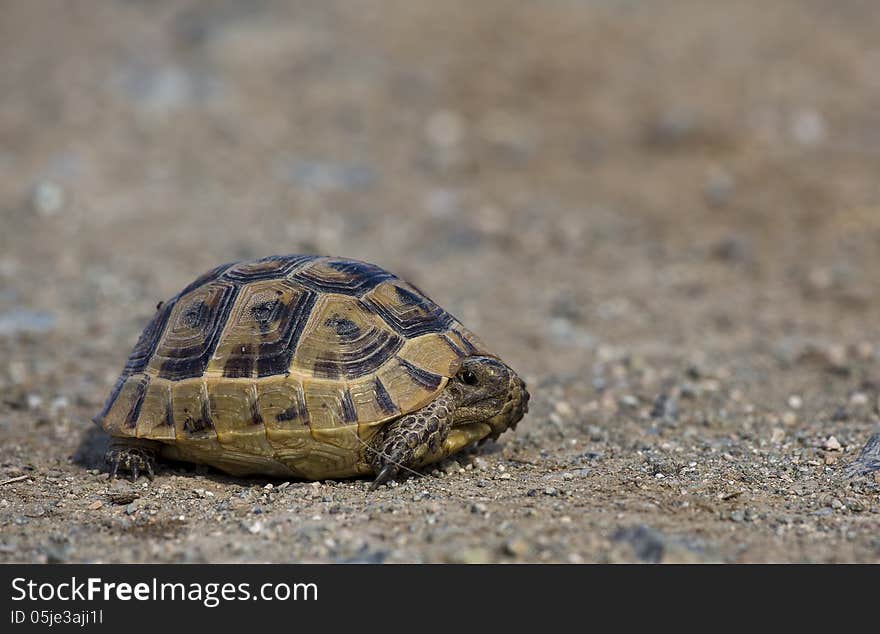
<box><xmin>1</xmin><ymin>0</ymin><xmax>880</xmax><ymax>563</ymax></box>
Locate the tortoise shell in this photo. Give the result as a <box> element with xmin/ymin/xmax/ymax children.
<box><xmin>94</xmin><ymin>255</ymin><xmax>490</xmax><ymax>478</ymax></box>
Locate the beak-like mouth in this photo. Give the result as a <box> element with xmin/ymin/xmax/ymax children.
<box><xmin>440</xmin><ymin>375</ymin><xmax>529</xmax><ymax>455</ymax></box>
<box><xmin>483</xmin><ymin>375</ymin><xmax>529</xmax><ymax>440</ymax></box>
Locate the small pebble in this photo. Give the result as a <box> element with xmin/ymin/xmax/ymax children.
<box><xmin>107</xmin><ymin>491</ymin><xmax>139</xmax><ymax>505</ymax></box>
<box><xmin>790</xmin><ymin>108</ymin><xmax>826</xmax><ymax>146</ymax></box>
<box><xmin>619</xmin><ymin>395</ymin><xmax>639</xmax><ymax>408</ymax></box>
<box><xmin>472</xmin><ymin>457</ymin><xmax>489</xmax><ymax>471</ymax></box>
<box><xmin>554</xmin><ymin>401</ymin><xmax>574</xmax><ymax>418</ymax></box>
<box><xmin>850</xmin><ymin>392</ymin><xmax>868</xmax><ymax>406</ymax></box>
<box><xmin>455</xmin><ymin>548</ymin><xmax>490</xmax><ymax>564</ymax></box>
<box><xmin>504</xmin><ymin>538</ymin><xmax>531</xmax><ymax>557</ymax></box>
<box><xmin>442</xmin><ymin>460</ymin><xmax>462</xmax><ymax>474</ymax></box>
<box><xmin>704</xmin><ymin>167</ymin><xmax>735</xmax><ymax>207</ymax></box>
<box><xmin>822</xmin><ymin>436</ymin><xmax>842</xmax><ymax>451</ymax></box>
<box><xmin>425</xmin><ymin>110</ymin><xmax>464</xmax><ymax>147</ymax></box>
<box><xmin>30</xmin><ymin>180</ymin><xmax>64</xmax><ymax>216</ymax></box>
<box><xmin>49</xmin><ymin>396</ymin><xmax>69</xmax><ymax>413</ymax></box>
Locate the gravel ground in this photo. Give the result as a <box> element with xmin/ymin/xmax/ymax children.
<box><xmin>2</xmin><ymin>0</ymin><xmax>880</xmax><ymax>563</ymax></box>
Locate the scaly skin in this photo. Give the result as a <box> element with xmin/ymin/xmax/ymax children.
<box><xmin>368</xmin><ymin>355</ymin><xmax>529</xmax><ymax>488</ymax></box>
<box><xmin>105</xmin><ymin>437</ymin><xmax>159</xmax><ymax>480</ymax></box>
<box><xmin>368</xmin><ymin>391</ymin><xmax>456</xmax><ymax>488</ymax></box>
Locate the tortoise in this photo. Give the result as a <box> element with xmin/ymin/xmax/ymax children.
<box><xmin>94</xmin><ymin>255</ymin><xmax>529</xmax><ymax>487</ymax></box>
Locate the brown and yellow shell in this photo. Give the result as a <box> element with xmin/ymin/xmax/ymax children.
<box><xmin>94</xmin><ymin>255</ymin><xmax>489</xmax><ymax>479</ymax></box>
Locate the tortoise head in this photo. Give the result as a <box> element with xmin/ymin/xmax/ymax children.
<box><xmin>448</xmin><ymin>356</ymin><xmax>529</xmax><ymax>439</ymax></box>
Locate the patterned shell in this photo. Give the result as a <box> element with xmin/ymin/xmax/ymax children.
<box><xmin>94</xmin><ymin>255</ymin><xmax>488</xmax><ymax>477</ymax></box>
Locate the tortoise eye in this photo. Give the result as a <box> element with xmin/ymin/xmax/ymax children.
<box><xmin>461</xmin><ymin>370</ymin><xmax>478</xmax><ymax>386</ymax></box>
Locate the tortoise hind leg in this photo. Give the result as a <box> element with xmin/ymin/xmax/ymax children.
<box><xmin>105</xmin><ymin>437</ymin><xmax>160</xmax><ymax>481</ymax></box>
<box><xmin>368</xmin><ymin>391</ymin><xmax>455</xmax><ymax>489</ymax></box>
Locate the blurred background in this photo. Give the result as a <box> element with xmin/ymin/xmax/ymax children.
<box><xmin>2</xmin><ymin>1</ymin><xmax>880</xmax><ymax>562</ymax></box>
<box><xmin>3</xmin><ymin>0</ymin><xmax>880</xmax><ymax>378</ymax></box>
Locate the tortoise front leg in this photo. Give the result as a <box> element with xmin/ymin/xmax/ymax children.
<box><xmin>368</xmin><ymin>391</ymin><xmax>455</xmax><ymax>489</ymax></box>
<box><xmin>105</xmin><ymin>437</ymin><xmax>160</xmax><ymax>481</ymax></box>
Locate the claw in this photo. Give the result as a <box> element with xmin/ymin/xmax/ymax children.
<box><xmin>104</xmin><ymin>442</ymin><xmax>157</xmax><ymax>481</ymax></box>
<box><xmin>370</xmin><ymin>463</ymin><xmax>399</xmax><ymax>491</ymax></box>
